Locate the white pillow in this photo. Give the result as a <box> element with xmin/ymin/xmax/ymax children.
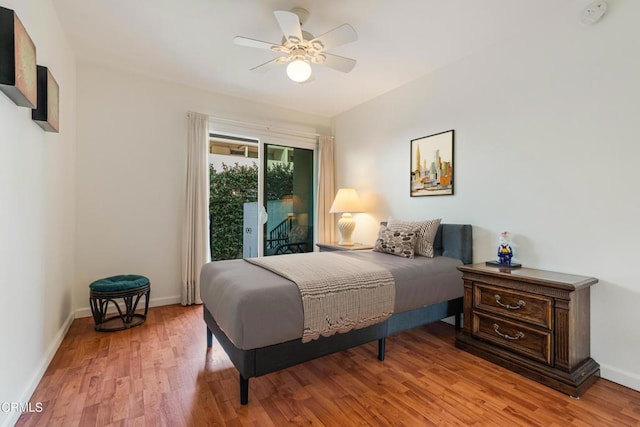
<box><xmin>387</xmin><ymin>217</ymin><xmax>441</xmax><ymax>257</ymax></box>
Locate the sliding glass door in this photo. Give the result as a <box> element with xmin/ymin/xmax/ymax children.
<box><xmin>263</xmin><ymin>144</ymin><xmax>315</xmax><ymax>256</ymax></box>
<box><xmin>209</xmin><ymin>132</ymin><xmax>316</xmax><ymax>259</ymax></box>
<box><xmin>208</xmin><ymin>134</ymin><xmax>259</xmax><ymax>261</ymax></box>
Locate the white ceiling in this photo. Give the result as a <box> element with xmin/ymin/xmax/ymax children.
<box><xmin>52</xmin><ymin>0</ymin><xmax>576</xmax><ymax>117</ymax></box>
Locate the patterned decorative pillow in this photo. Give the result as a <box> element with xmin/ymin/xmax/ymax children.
<box><xmin>373</xmin><ymin>225</ymin><xmax>418</xmax><ymax>258</ymax></box>
<box><xmin>387</xmin><ymin>217</ymin><xmax>441</xmax><ymax>257</ymax></box>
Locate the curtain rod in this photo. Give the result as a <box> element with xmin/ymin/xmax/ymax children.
<box><xmin>190</xmin><ymin>112</ymin><xmax>323</xmax><ymax>138</ymax></box>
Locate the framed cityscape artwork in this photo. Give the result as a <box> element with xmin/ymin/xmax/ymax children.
<box><xmin>410</xmin><ymin>129</ymin><xmax>454</xmax><ymax>197</ymax></box>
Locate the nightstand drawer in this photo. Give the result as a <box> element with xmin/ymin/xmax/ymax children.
<box><xmin>474</xmin><ymin>283</ymin><xmax>552</xmax><ymax>329</ymax></box>
<box><xmin>472</xmin><ymin>312</ymin><xmax>552</xmax><ymax>365</ymax></box>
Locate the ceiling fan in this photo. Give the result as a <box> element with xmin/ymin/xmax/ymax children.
<box><xmin>234</xmin><ymin>7</ymin><xmax>358</xmax><ymax>83</ymax></box>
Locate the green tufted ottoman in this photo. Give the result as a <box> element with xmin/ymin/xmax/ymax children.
<box><xmin>89</xmin><ymin>275</ymin><xmax>151</xmax><ymax>332</ymax></box>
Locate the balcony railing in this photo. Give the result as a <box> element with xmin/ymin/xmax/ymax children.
<box><xmin>266</xmin><ymin>217</ymin><xmax>293</xmax><ymax>250</ymax></box>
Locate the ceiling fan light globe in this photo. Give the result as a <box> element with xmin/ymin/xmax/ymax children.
<box><xmin>286</xmin><ymin>59</ymin><xmax>312</xmax><ymax>82</ymax></box>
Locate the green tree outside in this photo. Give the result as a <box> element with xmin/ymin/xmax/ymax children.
<box><xmin>209</xmin><ymin>162</ymin><xmax>293</xmax><ymax>260</ymax></box>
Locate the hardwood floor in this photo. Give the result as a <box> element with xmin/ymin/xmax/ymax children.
<box><xmin>17</xmin><ymin>304</ymin><xmax>640</xmax><ymax>426</ymax></box>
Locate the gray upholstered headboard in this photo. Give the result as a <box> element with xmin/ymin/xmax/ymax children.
<box><xmin>433</xmin><ymin>224</ymin><xmax>473</xmax><ymax>265</ymax></box>
<box><xmin>380</xmin><ymin>222</ymin><xmax>473</xmax><ymax>265</ymax></box>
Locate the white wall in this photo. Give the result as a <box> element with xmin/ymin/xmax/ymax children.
<box><xmin>0</xmin><ymin>1</ymin><xmax>76</xmax><ymax>426</ymax></box>
<box><xmin>333</xmin><ymin>1</ymin><xmax>640</xmax><ymax>391</ymax></box>
<box><xmin>74</xmin><ymin>62</ymin><xmax>331</xmax><ymax>316</ymax></box>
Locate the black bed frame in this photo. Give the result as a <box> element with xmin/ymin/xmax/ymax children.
<box><xmin>204</xmin><ymin>223</ymin><xmax>473</xmax><ymax>405</ymax></box>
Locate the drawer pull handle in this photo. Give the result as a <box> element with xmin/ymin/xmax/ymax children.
<box><xmin>494</xmin><ymin>294</ymin><xmax>526</xmax><ymax>310</ymax></box>
<box><xmin>493</xmin><ymin>323</ymin><xmax>525</xmax><ymax>341</ymax></box>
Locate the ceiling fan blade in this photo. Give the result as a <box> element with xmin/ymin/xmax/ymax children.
<box><xmin>274</xmin><ymin>10</ymin><xmax>303</xmax><ymax>43</ymax></box>
<box><xmin>321</xmin><ymin>53</ymin><xmax>356</xmax><ymax>73</ymax></box>
<box><xmin>233</xmin><ymin>36</ymin><xmax>280</xmax><ymax>51</ymax></box>
<box><xmin>309</xmin><ymin>24</ymin><xmax>357</xmax><ymax>51</ymax></box>
<box><xmin>250</xmin><ymin>57</ymin><xmax>287</xmax><ymax>73</ymax></box>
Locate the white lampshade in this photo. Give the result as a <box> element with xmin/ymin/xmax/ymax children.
<box><xmin>330</xmin><ymin>188</ymin><xmax>364</xmax><ymax>246</ymax></box>
<box><xmin>329</xmin><ymin>188</ymin><xmax>364</xmax><ymax>214</ymax></box>
<box><xmin>286</xmin><ymin>59</ymin><xmax>312</xmax><ymax>83</ymax></box>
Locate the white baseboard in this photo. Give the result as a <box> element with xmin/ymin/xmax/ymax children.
<box><xmin>600</xmin><ymin>364</ymin><xmax>640</xmax><ymax>392</ymax></box>
<box><xmin>74</xmin><ymin>294</ymin><xmax>182</xmax><ymax>319</ymax></box>
<box><xmin>0</xmin><ymin>310</ymin><xmax>75</xmax><ymax>427</ymax></box>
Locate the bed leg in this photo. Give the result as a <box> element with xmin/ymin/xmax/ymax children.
<box><xmin>207</xmin><ymin>327</ymin><xmax>213</xmax><ymax>348</ymax></box>
<box><xmin>240</xmin><ymin>374</ymin><xmax>249</xmax><ymax>405</ymax></box>
<box><xmin>455</xmin><ymin>313</ymin><xmax>462</xmax><ymax>330</ymax></box>
<box><xmin>378</xmin><ymin>338</ymin><xmax>386</xmax><ymax>361</ymax></box>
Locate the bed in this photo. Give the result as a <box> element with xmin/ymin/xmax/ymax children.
<box><xmin>201</xmin><ymin>223</ymin><xmax>472</xmax><ymax>404</ymax></box>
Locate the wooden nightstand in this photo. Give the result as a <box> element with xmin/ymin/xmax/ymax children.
<box><xmin>315</xmin><ymin>242</ymin><xmax>373</xmax><ymax>252</ymax></box>
<box><xmin>455</xmin><ymin>263</ymin><xmax>600</xmax><ymax>397</ymax></box>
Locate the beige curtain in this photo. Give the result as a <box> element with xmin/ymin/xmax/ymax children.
<box><xmin>181</xmin><ymin>112</ymin><xmax>209</xmax><ymax>305</ymax></box>
<box><xmin>317</xmin><ymin>135</ymin><xmax>337</xmax><ymax>244</ymax></box>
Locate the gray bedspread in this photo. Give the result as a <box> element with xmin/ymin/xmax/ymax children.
<box><xmin>200</xmin><ymin>250</ymin><xmax>463</xmax><ymax>350</ymax></box>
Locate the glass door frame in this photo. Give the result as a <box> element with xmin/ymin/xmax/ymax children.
<box><xmin>257</xmin><ymin>136</ymin><xmax>317</xmax><ymax>257</ymax></box>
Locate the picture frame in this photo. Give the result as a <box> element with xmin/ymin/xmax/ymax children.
<box><xmin>410</xmin><ymin>129</ymin><xmax>454</xmax><ymax>197</ymax></box>
<box><xmin>0</xmin><ymin>6</ymin><xmax>37</xmax><ymax>108</ymax></box>
<box><xmin>32</xmin><ymin>65</ymin><xmax>60</xmax><ymax>133</ymax></box>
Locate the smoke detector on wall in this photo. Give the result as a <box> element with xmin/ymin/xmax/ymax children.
<box><xmin>580</xmin><ymin>1</ymin><xmax>608</xmax><ymax>25</ymax></box>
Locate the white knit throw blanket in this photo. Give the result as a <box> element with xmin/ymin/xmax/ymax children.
<box><xmin>246</xmin><ymin>252</ymin><xmax>395</xmax><ymax>343</ymax></box>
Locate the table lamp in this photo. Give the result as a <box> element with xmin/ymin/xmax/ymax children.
<box><xmin>329</xmin><ymin>188</ymin><xmax>364</xmax><ymax>246</ymax></box>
